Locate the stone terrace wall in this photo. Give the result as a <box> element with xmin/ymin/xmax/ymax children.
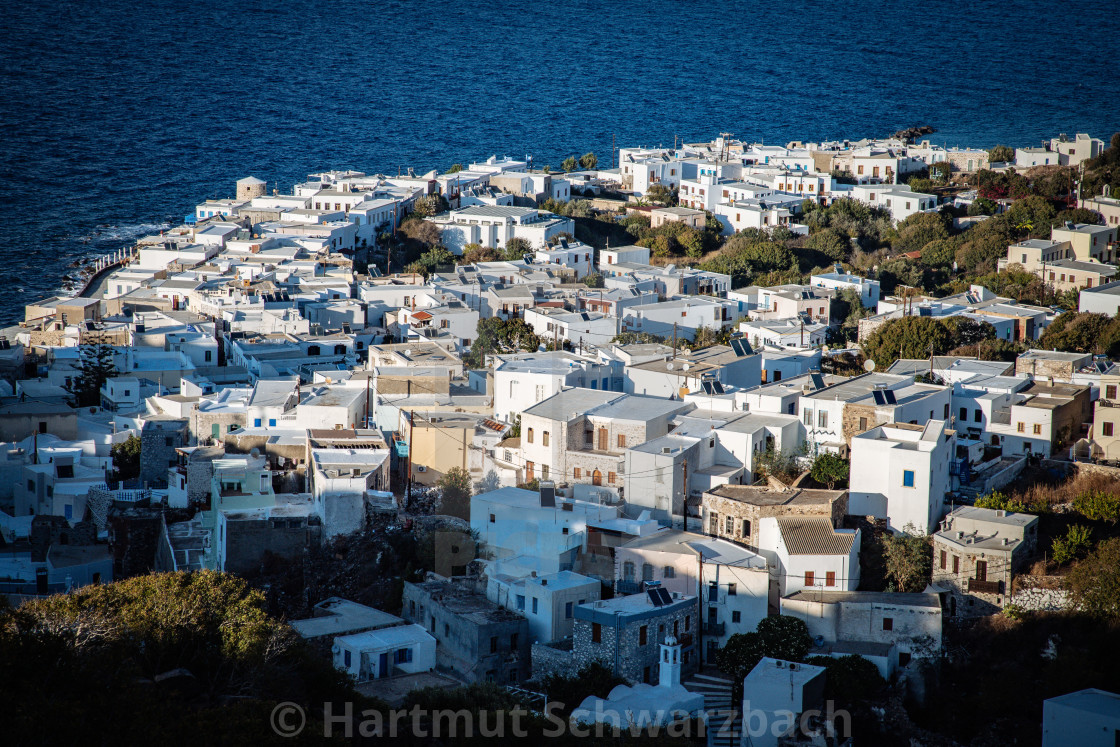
<box><xmin>1012</xmin><ymin>575</ymin><xmax>1071</xmax><ymax>612</ymax></box>
<box><xmin>530</xmin><ymin>641</ymin><xmax>576</xmax><ymax>681</ymax></box>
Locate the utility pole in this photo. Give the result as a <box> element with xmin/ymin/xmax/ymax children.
<box><xmin>672</xmin><ymin>322</ymin><xmax>678</xmax><ymax>357</ymax></box>
<box><xmin>697</xmin><ymin>550</ymin><xmax>704</xmax><ymax>664</ymax></box>
<box><xmin>405</xmin><ymin>410</ymin><xmax>415</xmax><ymax>506</ymax></box>
<box><xmin>365</xmin><ymin>375</ymin><xmax>371</xmax><ymax>429</ymax></box>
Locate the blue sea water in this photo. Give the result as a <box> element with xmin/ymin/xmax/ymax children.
<box><xmin>1</xmin><ymin>0</ymin><xmax>1118</xmax><ymax>323</ymax></box>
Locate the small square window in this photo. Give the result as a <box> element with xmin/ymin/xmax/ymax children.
<box><xmin>902</xmin><ymin>470</ymin><xmax>915</xmax><ymax>488</ymax></box>
<box><xmin>882</xmin><ymin>617</ymin><xmax>894</xmax><ymax>631</ymax></box>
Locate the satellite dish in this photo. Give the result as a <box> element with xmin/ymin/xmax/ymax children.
<box><xmin>863</xmin><ymin>359</ymin><xmax>876</xmax><ymax>372</ymax></box>
<box><xmin>682</xmin><ymin>363</ymin><xmax>691</xmax><ymax>371</ymax></box>
<box><xmin>666</xmin><ymin>362</ymin><xmax>675</xmax><ymax>371</ymax></box>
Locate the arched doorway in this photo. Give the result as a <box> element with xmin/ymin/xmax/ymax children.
<box><xmin>592</xmin><ymin>469</ymin><xmax>603</xmax><ymax>486</ymax></box>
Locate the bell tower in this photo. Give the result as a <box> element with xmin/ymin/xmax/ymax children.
<box><xmin>658</xmin><ymin>634</ymin><xmax>682</xmax><ymax>687</ymax></box>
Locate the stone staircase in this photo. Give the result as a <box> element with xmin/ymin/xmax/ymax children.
<box><xmin>683</xmin><ymin>672</ymin><xmax>740</xmax><ymax>747</ymax></box>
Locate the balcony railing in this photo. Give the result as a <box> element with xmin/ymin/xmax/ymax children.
<box><xmin>616</xmin><ymin>579</ymin><xmax>643</xmax><ymax>595</ymax></box>
<box><xmin>968</xmin><ymin>578</ymin><xmax>1003</xmax><ymax>594</ymax></box>
<box><xmin>703</xmin><ymin>621</ymin><xmax>726</xmax><ymax>636</ymax></box>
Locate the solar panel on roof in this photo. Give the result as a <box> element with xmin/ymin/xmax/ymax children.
<box><xmin>656</xmin><ymin>587</ymin><xmax>673</xmax><ymax>606</ymax></box>
<box><xmin>646</xmin><ymin>588</ymin><xmax>662</xmax><ymax>606</ymax></box>
<box><xmin>884</xmin><ymin>390</ymin><xmax>897</xmax><ymax>405</ymax></box>
<box><xmin>711</xmin><ymin>381</ymin><xmax>724</xmax><ymax>394</ymax></box>
<box><xmin>730</xmin><ymin>338</ymin><xmax>753</xmax><ymax>357</ymax></box>
<box><xmin>872</xmin><ymin>389</ymin><xmax>887</xmax><ymax>405</ymax></box>
<box><xmin>809</xmin><ymin>373</ymin><xmax>825</xmax><ymax>390</ymax></box>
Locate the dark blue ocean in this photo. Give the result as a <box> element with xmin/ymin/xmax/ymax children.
<box><xmin>2</xmin><ymin>0</ymin><xmax>1118</xmax><ymax>323</ymax></box>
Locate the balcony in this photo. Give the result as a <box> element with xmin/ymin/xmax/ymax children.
<box><xmin>616</xmin><ymin>579</ymin><xmax>643</xmax><ymax>595</ymax></box>
<box><xmin>703</xmin><ymin>621</ymin><xmax>726</xmax><ymax>636</ymax></box>
<box><xmin>968</xmin><ymin>578</ymin><xmax>1003</xmax><ymax>594</ymax></box>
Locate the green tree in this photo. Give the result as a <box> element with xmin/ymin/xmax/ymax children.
<box><xmin>110</xmin><ymin>434</ymin><xmax>142</xmax><ymax>481</ymax></box>
<box><xmin>466</xmin><ymin>317</ymin><xmax>541</xmax><ymax>367</ymax></box>
<box><xmin>582</xmin><ymin>273</ymin><xmax>605</xmax><ymax>288</ymax></box>
<box><xmin>918</xmin><ymin>238</ymin><xmax>958</xmax><ymax>267</ymax></box>
<box><xmin>411</xmin><ymin>245</ymin><xmax>456</xmax><ymax>277</ymax></box>
<box><xmin>805</xmin><ymin>654</ymin><xmax>886</xmax><ymax>704</ymax></box>
<box><xmin>967</xmin><ymin>197</ymin><xmax>999</xmax><ymax>216</ymax></box>
<box><xmin>893</xmin><ymin>211</ymin><xmax>949</xmax><ymax>255</ymax></box>
<box><xmin>755</xmin><ymin>615</ymin><xmax>812</xmax><ymax>662</ymax></box>
<box><xmin>578</xmin><ymin>152</ymin><xmax>598</xmax><ymax>170</ymax></box>
<box><xmin>460</xmin><ymin>243</ymin><xmax>499</xmax><ymax>264</ymax></box>
<box><xmin>1051</xmin><ymin>524</ymin><xmax>1093</xmax><ymax>564</ymax></box>
<box><xmin>436</xmin><ymin>466</ymin><xmax>473</xmax><ymax>520</ymax></box>
<box><xmin>974</xmin><ymin>490</ymin><xmax>1043</xmax><ymax>514</ymax></box>
<box><xmin>716</xmin><ymin>632</ymin><xmax>766</xmax><ymax>686</ymax></box>
<box><xmin>1067</xmin><ymin>537</ymin><xmax>1120</xmax><ymax>617</ymax></box>
<box><xmin>65</xmin><ymin>339</ymin><xmax>118</xmax><ymax>408</ymax></box>
<box><xmin>561</xmin><ymin>156</ymin><xmax>577</xmax><ymax>172</ymax></box>
<box><xmin>876</xmin><ymin>257</ymin><xmax>925</xmax><ymax>294</ymax></box>
<box><xmin>563</xmin><ymin>199</ymin><xmax>594</xmax><ymax>218</ymax></box>
<box><xmin>882</xmin><ymin>529</ymin><xmax>932</xmax><ymax>592</ymax></box>
<box><xmin>805</xmin><ymin>228</ymin><xmax>849</xmax><ymax>262</ymax></box>
<box><xmin>1072</xmin><ymin>490</ymin><xmax>1120</xmax><ymax>523</ymax></box>
<box><xmin>646</xmin><ymin>183</ymin><xmax>674</xmax><ymax>206</ymax></box>
<box><xmin>501</xmin><ymin>236</ymin><xmax>533</xmax><ymax>261</ymax></box>
<box><xmin>1005</xmin><ymin>194</ymin><xmax>1058</xmax><ymax>237</ymax></box>
<box><xmin>611</xmin><ymin>331</ymin><xmax>665</xmax><ymax>345</ymax></box>
<box><xmin>810</xmin><ymin>453</ymin><xmax>850</xmax><ymax>489</ymax></box>
<box><xmin>930</xmin><ymin>162</ymin><xmax>952</xmax><ymax>183</ymax></box>
<box><xmin>1038</xmin><ymin>311</ymin><xmax>1120</xmax><ymax>356</ymax></box>
<box><xmin>446</xmin><ymin>163</ymin><xmax>463</xmax><ymax>174</ymax></box>
<box><xmin>861</xmin><ymin>316</ymin><xmax>954</xmax><ymax>369</ymax></box>
<box><xmin>1055</xmin><ymin>207</ymin><xmax>1103</xmax><ymax>226</ymax></box>
<box><xmin>988</xmin><ymin>145</ymin><xmax>1015</xmax><ymax>163</ymax></box>
<box><xmin>410</xmin><ymin>193</ymin><xmax>449</xmax><ymax>219</ymax></box>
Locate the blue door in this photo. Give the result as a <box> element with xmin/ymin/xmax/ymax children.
<box><xmin>378</xmin><ymin>652</ymin><xmax>389</xmax><ymax>678</ymax></box>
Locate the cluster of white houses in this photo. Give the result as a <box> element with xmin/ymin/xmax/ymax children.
<box><xmin>3</xmin><ymin>132</ymin><xmax>1120</xmax><ymax>738</ymax></box>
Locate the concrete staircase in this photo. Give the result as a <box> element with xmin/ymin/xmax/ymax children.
<box><xmin>683</xmin><ymin>672</ymin><xmax>740</xmax><ymax>747</ymax></box>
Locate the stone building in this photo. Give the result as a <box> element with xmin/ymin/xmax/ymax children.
<box><xmin>401</xmin><ymin>576</ymin><xmax>530</xmax><ymax>684</ymax></box>
<box><xmin>139</xmin><ymin>416</ymin><xmax>189</xmax><ymax>488</ymax></box>
<box><xmin>219</xmin><ymin>499</ymin><xmax>322</xmax><ymax>575</ymax></box>
<box><xmin>571</xmin><ymin>588</ymin><xmax>700</xmax><ymax>684</ymax></box>
<box><xmin>519</xmin><ymin>388</ymin><xmax>690</xmax><ymax>496</ymax></box>
<box><xmin>0</xmin><ymin>402</ymin><xmax>77</xmax><ymax>443</ymax></box>
<box><xmin>781</xmin><ymin>591</ymin><xmax>943</xmax><ymax>671</ymax></box>
<box><xmin>931</xmin><ymin>506</ymin><xmax>1038</xmax><ymax>617</ymax></box>
<box><xmin>167</xmin><ymin>445</ymin><xmax>225</xmax><ymax>509</ymax></box>
<box><xmin>700</xmin><ymin>484</ymin><xmax>847</xmax><ymax>551</ymax></box>
<box><xmin>1014</xmin><ymin>350</ymin><xmax>1092</xmax><ymax>383</ymax></box>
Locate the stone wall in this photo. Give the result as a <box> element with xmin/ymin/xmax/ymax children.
<box><xmin>1054</xmin><ymin>459</ymin><xmax>1120</xmax><ymax>480</ymax></box>
<box><xmin>701</xmin><ymin>488</ymin><xmax>845</xmax><ymax>549</ymax></box>
<box><xmin>191</xmin><ymin>410</ymin><xmax>246</xmax><ymax>444</ymax></box>
<box><xmin>572</xmin><ymin>603</ymin><xmax>698</xmax><ymax>684</ymax></box>
<box><xmin>140</xmin><ymin>420</ymin><xmax>188</xmax><ymax>488</ymax></box>
<box><xmin>530</xmin><ymin>641</ymin><xmax>577</xmax><ymax>681</ymax></box>
<box><xmin>1012</xmin><ymin>576</ymin><xmax>1072</xmax><ymax>612</ymax></box>
<box><xmin>857</xmin><ymin>316</ymin><xmax>890</xmax><ymax>343</ymax></box>
<box><xmin>841</xmin><ymin>403</ymin><xmax>888</xmax><ymax>446</ymax></box>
